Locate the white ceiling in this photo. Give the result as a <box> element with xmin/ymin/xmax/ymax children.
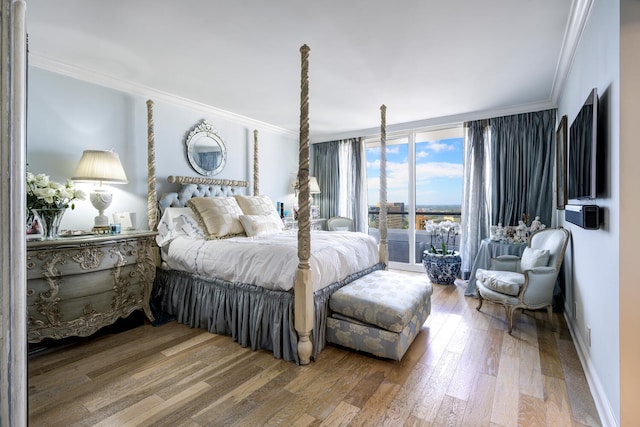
<box><xmin>26</xmin><ymin>0</ymin><xmax>583</xmax><ymax>139</ymax></box>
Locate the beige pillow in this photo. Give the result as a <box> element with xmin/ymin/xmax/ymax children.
<box><xmin>239</xmin><ymin>214</ymin><xmax>284</xmax><ymax>237</ymax></box>
<box><xmin>234</xmin><ymin>195</ymin><xmax>284</xmax><ymax>231</ymax></box>
<box><xmin>187</xmin><ymin>197</ymin><xmax>245</xmax><ymax>239</ymax></box>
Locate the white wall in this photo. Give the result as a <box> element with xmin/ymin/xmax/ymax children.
<box><xmin>27</xmin><ymin>67</ymin><xmax>299</xmax><ymax>232</ymax></box>
<box><xmin>556</xmin><ymin>1</ymin><xmax>620</xmax><ymax>425</ymax></box>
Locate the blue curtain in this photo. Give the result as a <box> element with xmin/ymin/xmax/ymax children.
<box><xmin>489</xmin><ymin>109</ymin><xmax>556</xmax><ymax>227</ymax></box>
<box><xmin>311</xmin><ymin>141</ymin><xmax>340</xmax><ymax>221</ymax></box>
<box><xmin>346</xmin><ymin>138</ymin><xmax>366</xmax><ymax>231</ymax></box>
<box><xmin>461</xmin><ymin>109</ymin><xmax>556</xmax><ymax>294</ymax></box>
<box><xmin>460</xmin><ymin>120</ymin><xmax>490</xmax><ymax>284</ymax></box>
<box><xmin>311</xmin><ymin>138</ymin><xmax>366</xmax><ymax>231</ymax></box>
<box><xmin>198</xmin><ymin>151</ymin><xmax>218</xmax><ymax>171</ymax></box>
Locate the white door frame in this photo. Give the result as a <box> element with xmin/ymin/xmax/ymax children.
<box><xmin>1</xmin><ymin>1</ymin><xmax>28</xmax><ymax>425</ymax></box>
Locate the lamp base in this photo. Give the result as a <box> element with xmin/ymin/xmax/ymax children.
<box><xmin>94</xmin><ymin>213</ymin><xmax>109</xmax><ymax>227</ymax></box>
<box><xmin>90</xmin><ymin>188</ymin><xmax>113</xmax><ymax>233</ymax></box>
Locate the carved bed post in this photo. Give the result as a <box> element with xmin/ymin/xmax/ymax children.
<box><xmin>253</xmin><ymin>129</ymin><xmax>259</xmax><ymax>195</ymax></box>
<box><xmin>295</xmin><ymin>44</ymin><xmax>313</xmax><ymax>365</ymax></box>
<box><xmin>379</xmin><ymin>104</ymin><xmax>389</xmax><ymax>268</ymax></box>
<box><xmin>146</xmin><ymin>99</ymin><xmax>158</xmax><ymax>231</ymax></box>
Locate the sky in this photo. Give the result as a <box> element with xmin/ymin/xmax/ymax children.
<box><xmin>366</xmin><ymin>136</ymin><xmax>464</xmax><ymax>207</ymax></box>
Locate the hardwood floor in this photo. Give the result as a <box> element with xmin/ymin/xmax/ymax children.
<box><xmin>28</xmin><ymin>271</ymin><xmax>601</xmax><ymax>426</ymax></box>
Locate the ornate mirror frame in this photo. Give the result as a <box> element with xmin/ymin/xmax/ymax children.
<box><xmin>185</xmin><ymin>120</ymin><xmax>227</xmax><ymax>176</ymax></box>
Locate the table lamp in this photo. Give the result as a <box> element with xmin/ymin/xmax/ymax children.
<box><xmin>292</xmin><ymin>176</ymin><xmax>321</xmax><ymax>201</ymax></box>
<box><xmin>309</xmin><ymin>176</ymin><xmax>321</xmax><ymax>204</ymax></box>
<box><xmin>72</xmin><ymin>150</ymin><xmax>128</xmax><ymax>232</ymax></box>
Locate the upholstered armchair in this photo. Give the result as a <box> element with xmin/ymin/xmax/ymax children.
<box><xmin>327</xmin><ymin>216</ymin><xmax>355</xmax><ymax>231</ymax></box>
<box><xmin>475</xmin><ymin>227</ymin><xmax>570</xmax><ymax>333</ymax></box>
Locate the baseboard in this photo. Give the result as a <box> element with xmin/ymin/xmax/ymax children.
<box><xmin>563</xmin><ymin>307</ymin><xmax>618</xmax><ymax>427</ymax></box>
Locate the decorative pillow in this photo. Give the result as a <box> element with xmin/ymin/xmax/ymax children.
<box><xmin>234</xmin><ymin>195</ymin><xmax>284</xmax><ymax>231</ymax></box>
<box><xmin>520</xmin><ymin>247</ymin><xmax>550</xmax><ymax>271</ymax></box>
<box><xmin>234</xmin><ymin>195</ymin><xmax>277</xmax><ymax>215</ymax></box>
<box><xmin>187</xmin><ymin>197</ymin><xmax>245</xmax><ymax>240</ymax></box>
<box><xmin>239</xmin><ymin>214</ymin><xmax>285</xmax><ymax>237</ymax></box>
<box><xmin>156</xmin><ymin>207</ymin><xmax>204</xmax><ymax>247</ymax></box>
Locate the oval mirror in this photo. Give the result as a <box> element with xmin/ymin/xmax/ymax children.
<box><xmin>185</xmin><ymin>120</ymin><xmax>227</xmax><ymax>176</ymax></box>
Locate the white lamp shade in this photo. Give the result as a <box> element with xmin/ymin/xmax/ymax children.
<box><xmin>309</xmin><ymin>176</ymin><xmax>321</xmax><ymax>194</ymax></box>
<box><xmin>292</xmin><ymin>176</ymin><xmax>321</xmax><ymax>194</ymax></box>
<box><xmin>72</xmin><ymin>150</ymin><xmax>128</xmax><ymax>184</ymax></box>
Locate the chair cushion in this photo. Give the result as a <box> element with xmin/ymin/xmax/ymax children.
<box><xmin>476</xmin><ymin>269</ymin><xmax>525</xmax><ymax>296</ymax></box>
<box><xmin>520</xmin><ymin>247</ymin><xmax>550</xmax><ymax>271</ymax></box>
<box><xmin>329</xmin><ymin>270</ymin><xmax>432</xmax><ymax>333</ymax></box>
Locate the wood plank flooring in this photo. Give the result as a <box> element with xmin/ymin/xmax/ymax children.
<box><xmin>28</xmin><ymin>271</ymin><xmax>601</xmax><ymax>426</ymax></box>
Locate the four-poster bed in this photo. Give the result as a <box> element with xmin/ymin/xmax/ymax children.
<box><xmin>147</xmin><ymin>46</ymin><xmax>394</xmax><ymax>364</ymax></box>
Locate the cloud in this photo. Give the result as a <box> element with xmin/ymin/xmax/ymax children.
<box><xmin>368</xmin><ymin>164</ymin><xmax>464</xmax><ymax>205</ymax></box>
<box><xmin>367</xmin><ymin>159</ymin><xmax>380</xmax><ymax>168</ymax></box>
<box><xmin>416</xmin><ymin>162</ymin><xmax>463</xmax><ymax>179</ymax></box>
<box><xmin>366</xmin><ymin>145</ymin><xmax>401</xmax><ymax>155</ymax></box>
<box><xmin>425</xmin><ymin>141</ymin><xmax>456</xmax><ymax>153</ymax></box>
<box><xmin>386</xmin><ymin>145</ymin><xmax>400</xmax><ymax>154</ymax></box>
<box><xmin>369</xmin><ymin>160</ymin><xmax>462</xmax><ymax>179</ymax></box>
<box><xmin>367</xmin><ymin>161</ymin><xmax>406</xmax><ymax>190</ymax></box>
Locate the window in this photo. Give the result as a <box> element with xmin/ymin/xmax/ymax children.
<box><xmin>366</xmin><ymin>125</ymin><xmax>463</xmax><ymax>269</ymax></box>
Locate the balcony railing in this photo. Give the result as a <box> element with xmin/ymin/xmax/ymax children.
<box><xmin>367</xmin><ymin>209</ymin><xmax>462</xmax><ymax>264</ymax></box>
<box><xmin>367</xmin><ymin>210</ymin><xmax>461</xmax><ymax>230</ymax></box>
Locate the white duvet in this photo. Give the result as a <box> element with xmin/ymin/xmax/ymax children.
<box><xmin>164</xmin><ymin>230</ymin><xmax>380</xmax><ymax>291</ymax></box>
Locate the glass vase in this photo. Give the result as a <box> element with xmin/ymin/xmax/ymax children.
<box><xmin>32</xmin><ymin>208</ymin><xmax>66</xmax><ymax>240</ymax></box>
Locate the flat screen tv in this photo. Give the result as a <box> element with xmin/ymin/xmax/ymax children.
<box><xmin>567</xmin><ymin>88</ymin><xmax>598</xmax><ymax>201</ymax></box>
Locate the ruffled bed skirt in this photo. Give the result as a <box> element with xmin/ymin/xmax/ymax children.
<box><xmin>152</xmin><ymin>263</ymin><xmax>385</xmax><ymax>364</ymax></box>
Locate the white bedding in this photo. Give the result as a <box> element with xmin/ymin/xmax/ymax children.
<box><xmin>163</xmin><ymin>230</ymin><xmax>379</xmax><ymax>292</ymax></box>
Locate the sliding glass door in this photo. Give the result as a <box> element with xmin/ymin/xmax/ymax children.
<box><xmin>366</xmin><ymin>135</ymin><xmax>411</xmax><ymax>264</ymax></box>
<box><xmin>366</xmin><ymin>126</ymin><xmax>463</xmax><ymax>271</ymax></box>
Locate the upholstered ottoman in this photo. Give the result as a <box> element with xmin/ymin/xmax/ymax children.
<box><xmin>326</xmin><ymin>270</ymin><xmax>433</xmax><ymax>361</ymax></box>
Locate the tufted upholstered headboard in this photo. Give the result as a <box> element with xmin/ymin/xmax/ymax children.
<box><xmin>158</xmin><ymin>183</ymin><xmax>247</xmax><ymax>211</ymax></box>
<box><xmin>157</xmin><ymin>176</ymin><xmax>249</xmax><ymax>213</ymax></box>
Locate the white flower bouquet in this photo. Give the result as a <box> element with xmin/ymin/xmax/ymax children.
<box><xmin>424</xmin><ymin>219</ymin><xmax>461</xmax><ymax>255</ymax></box>
<box><xmin>26</xmin><ymin>172</ymin><xmax>85</xmax><ymax>211</ymax></box>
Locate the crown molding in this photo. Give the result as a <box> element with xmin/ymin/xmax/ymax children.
<box><xmin>29</xmin><ymin>54</ymin><xmax>296</xmax><ymax>137</ymax></box>
<box><xmin>550</xmin><ymin>0</ymin><xmax>594</xmax><ymax>103</ymax></box>
<box><xmin>312</xmin><ymin>99</ymin><xmax>556</xmax><ymax>143</ymax></box>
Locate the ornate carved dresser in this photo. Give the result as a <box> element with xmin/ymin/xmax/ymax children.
<box><xmin>26</xmin><ymin>231</ymin><xmax>157</xmax><ymax>343</ymax></box>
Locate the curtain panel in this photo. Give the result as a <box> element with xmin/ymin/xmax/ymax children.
<box><xmin>460</xmin><ymin>120</ymin><xmax>490</xmax><ymax>283</ymax></box>
<box><xmin>311</xmin><ymin>141</ymin><xmax>340</xmax><ymax>221</ymax></box>
<box><xmin>461</xmin><ymin>109</ymin><xmax>555</xmax><ymax>295</ymax></box>
<box><xmin>311</xmin><ymin>138</ymin><xmax>366</xmax><ymax>232</ymax></box>
<box><xmin>347</xmin><ymin>139</ymin><xmax>366</xmax><ymax>232</ymax></box>
<box><xmin>489</xmin><ymin>109</ymin><xmax>556</xmax><ymax>227</ymax></box>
